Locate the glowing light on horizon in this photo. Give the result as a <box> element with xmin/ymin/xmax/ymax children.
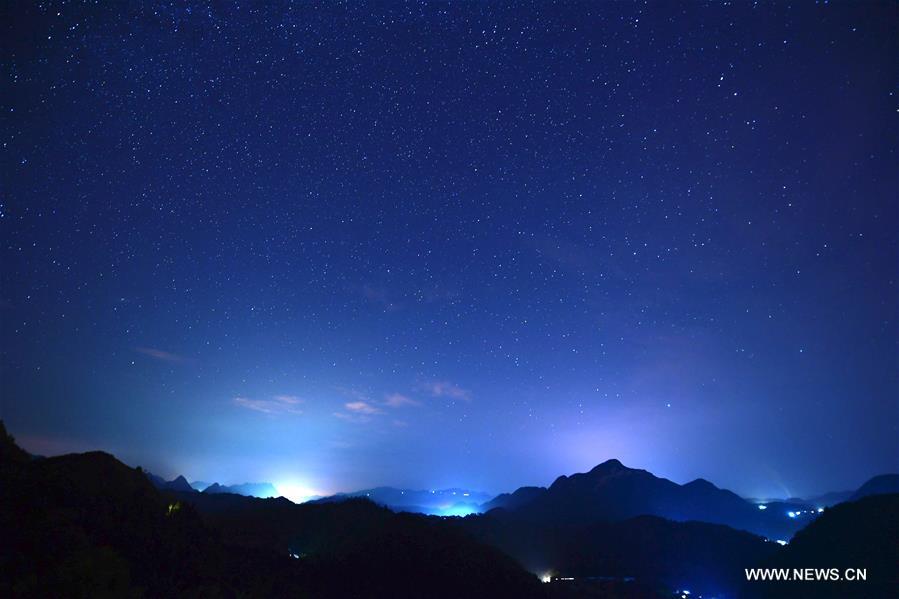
<box><xmin>433</xmin><ymin>503</ymin><xmax>482</xmax><ymax>517</ymax></box>
<box><xmin>757</xmin><ymin>504</ymin><xmax>767</xmax><ymax>510</ymax></box>
<box><xmin>275</xmin><ymin>480</ymin><xmax>322</xmax><ymax>504</ymax></box>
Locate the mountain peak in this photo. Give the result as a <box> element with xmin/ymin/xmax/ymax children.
<box><xmin>167</xmin><ymin>475</ymin><xmax>195</xmax><ymax>492</ymax></box>
<box><xmin>684</xmin><ymin>478</ymin><xmax>718</xmax><ymax>490</ymax></box>
<box><xmin>589</xmin><ymin>458</ymin><xmax>630</xmax><ymax>475</ymax></box>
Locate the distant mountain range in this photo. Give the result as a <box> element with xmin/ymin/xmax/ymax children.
<box><xmin>746</xmin><ymin>477</ymin><xmax>899</xmax><ymax>509</ymax></box>
<box><xmin>313</xmin><ymin>486</ymin><xmax>491</xmax><ymax>516</ymax></box>
<box><xmin>2</xmin><ymin>420</ymin><xmax>896</xmax><ymax>598</ymax></box>
<box><xmin>742</xmin><ymin>493</ymin><xmax>899</xmax><ymax>598</ymax></box>
<box><xmin>0</xmin><ymin>421</ymin><xmax>542</xmax><ymax>598</ymax></box>
<box><xmin>802</xmin><ymin>489</ymin><xmax>854</xmax><ymax>507</ymax></box>
<box><xmin>147</xmin><ymin>473</ymin><xmax>195</xmax><ymax>493</ymax></box>
<box><xmin>850</xmin><ymin>473</ymin><xmax>899</xmax><ymax>501</ymax></box>
<box><xmin>478</xmin><ymin>458</ymin><xmax>898</xmax><ymax>540</ymax></box>
<box><xmin>201</xmin><ymin>481</ymin><xmax>279</xmax><ymax>498</ymax></box>
<box><xmin>146</xmin><ymin>461</ymin><xmax>899</xmax><ymax>528</ymax></box>
<box><xmin>453</xmin><ymin>461</ymin><xmax>899</xmax><ymax>596</ymax></box>
<box><xmin>146</xmin><ymin>474</ymin><xmax>279</xmax><ymax>498</ymax></box>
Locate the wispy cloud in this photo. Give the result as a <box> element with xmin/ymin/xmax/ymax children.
<box><xmin>233</xmin><ymin>395</ymin><xmax>304</xmax><ymax>415</ymax></box>
<box><xmin>135</xmin><ymin>346</ymin><xmax>185</xmax><ymax>363</ymax></box>
<box><xmin>272</xmin><ymin>395</ymin><xmax>302</xmax><ymax>405</ymax></box>
<box><xmin>332</xmin><ymin>389</ymin><xmax>384</xmax><ymax>422</ymax></box>
<box><xmin>421</xmin><ymin>381</ymin><xmax>471</xmax><ymax>402</ymax></box>
<box><xmin>344</xmin><ymin>401</ymin><xmax>382</xmax><ymax>415</ymax></box>
<box><xmin>384</xmin><ymin>393</ymin><xmax>420</xmax><ymax>408</ymax></box>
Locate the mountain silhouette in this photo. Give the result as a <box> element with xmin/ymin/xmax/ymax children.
<box><xmin>0</xmin><ymin>421</ymin><xmax>30</xmax><ymax>464</ymax></box>
<box><xmin>484</xmin><ymin>458</ymin><xmax>803</xmax><ymax>539</ymax></box>
<box><xmin>742</xmin><ymin>493</ymin><xmax>899</xmax><ymax>598</ymax></box>
<box><xmin>202</xmin><ymin>482</ymin><xmax>228</xmax><ymax>494</ymax></box>
<box><xmin>456</xmin><ymin>509</ymin><xmax>777</xmax><ymax>597</ymax></box>
<box><xmin>0</xmin><ymin>422</ymin><xmax>544</xmax><ymax>598</ymax></box>
<box><xmin>850</xmin><ymin>474</ymin><xmax>899</xmax><ymax>501</ymax></box>
<box><xmin>804</xmin><ymin>489</ymin><xmax>854</xmax><ymax>507</ymax></box>
<box><xmin>147</xmin><ymin>472</ymin><xmax>198</xmax><ymax>493</ymax></box>
<box><xmin>481</xmin><ymin>486</ymin><xmax>546</xmax><ymax>511</ymax></box>
<box><xmin>149</xmin><ymin>475</ymin><xmax>279</xmax><ymax>498</ymax></box>
<box><xmin>4</xmin><ymin>421</ymin><xmax>896</xmax><ymax>599</ymax></box>
<box><xmin>203</xmin><ymin>481</ymin><xmax>279</xmax><ymax>497</ymax></box>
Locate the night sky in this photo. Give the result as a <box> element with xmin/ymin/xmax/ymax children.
<box><xmin>2</xmin><ymin>2</ymin><xmax>896</xmax><ymax>502</ymax></box>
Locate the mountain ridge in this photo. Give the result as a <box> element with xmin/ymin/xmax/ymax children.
<box><xmin>481</xmin><ymin>458</ymin><xmax>892</xmax><ymax>540</ymax></box>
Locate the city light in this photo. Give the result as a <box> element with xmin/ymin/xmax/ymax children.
<box><xmin>274</xmin><ymin>481</ymin><xmax>321</xmax><ymax>504</ymax></box>
<box><xmin>435</xmin><ymin>504</ymin><xmax>482</xmax><ymax>517</ymax></box>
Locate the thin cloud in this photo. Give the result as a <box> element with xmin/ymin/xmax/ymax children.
<box><xmin>345</xmin><ymin>401</ymin><xmax>382</xmax><ymax>415</ymax></box>
<box><xmin>422</xmin><ymin>381</ymin><xmax>471</xmax><ymax>402</ymax></box>
<box><xmin>384</xmin><ymin>393</ymin><xmax>420</xmax><ymax>408</ymax></box>
<box><xmin>135</xmin><ymin>346</ymin><xmax>185</xmax><ymax>363</ymax></box>
<box><xmin>233</xmin><ymin>395</ymin><xmax>304</xmax><ymax>415</ymax></box>
<box><xmin>272</xmin><ymin>395</ymin><xmax>302</xmax><ymax>405</ymax></box>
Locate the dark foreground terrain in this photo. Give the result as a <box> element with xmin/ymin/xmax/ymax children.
<box><xmin>2</xmin><ymin>422</ymin><xmax>896</xmax><ymax>598</ymax></box>
<box><xmin>0</xmin><ymin>422</ymin><xmax>541</xmax><ymax>598</ymax></box>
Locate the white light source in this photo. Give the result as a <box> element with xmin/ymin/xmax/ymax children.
<box><xmin>776</xmin><ymin>540</ymin><xmax>788</xmax><ymax>546</ymax></box>
<box><xmin>275</xmin><ymin>481</ymin><xmax>320</xmax><ymax>504</ymax></box>
<box><xmin>540</xmin><ymin>573</ymin><xmax>552</xmax><ymax>584</ymax></box>
<box><xmin>787</xmin><ymin>511</ymin><xmax>796</xmax><ymax>518</ymax></box>
<box><xmin>817</xmin><ymin>507</ymin><xmax>824</xmax><ymax>513</ymax></box>
<box><xmin>758</xmin><ymin>504</ymin><xmax>767</xmax><ymax>510</ymax></box>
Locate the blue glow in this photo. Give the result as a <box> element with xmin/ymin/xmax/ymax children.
<box><xmin>5</xmin><ymin>1</ymin><xmax>895</xmax><ymax>509</ymax></box>
<box><xmin>433</xmin><ymin>504</ymin><xmax>482</xmax><ymax>517</ymax></box>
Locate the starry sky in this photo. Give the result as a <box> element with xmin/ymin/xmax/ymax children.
<box><xmin>2</xmin><ymin>2</ymin><xmax>896</xmax><ymax>501</ymax></box>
